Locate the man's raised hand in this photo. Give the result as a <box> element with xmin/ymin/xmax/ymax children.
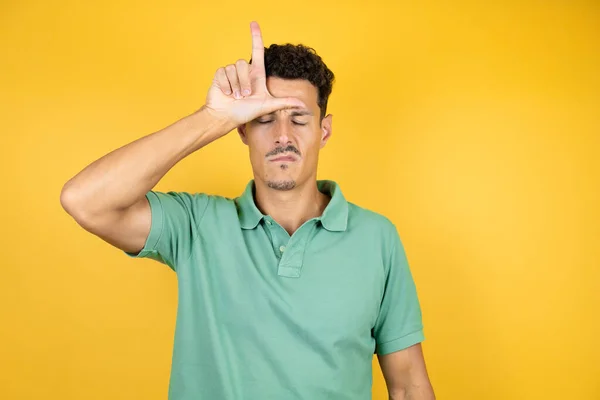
<box><xmin>204</xmin><ymin>21</ymin><xmax>307</xmax><ymax>129</ymax></box>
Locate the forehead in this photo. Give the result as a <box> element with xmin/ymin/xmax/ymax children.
<box><xmin>265</xmin><ymin>77</ymin><xmax>319</xmax><ymax>113</ymax></box>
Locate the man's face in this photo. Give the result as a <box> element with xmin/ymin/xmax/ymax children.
<box><xmin>238</xmin><ymin>77</ymin><xmax>332</xmax><ymax>191</ymax></box>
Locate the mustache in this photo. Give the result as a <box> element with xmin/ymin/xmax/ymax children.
<box><xmin>265</xmin><ymin>145</ymin><xmax>301</xmax><ymax>158</ymax></box>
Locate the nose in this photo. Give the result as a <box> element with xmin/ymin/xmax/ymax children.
<box><xmin>273</xmin><ymin>119</ymin><xmax>292</xmax><ymax>145</ymax></box>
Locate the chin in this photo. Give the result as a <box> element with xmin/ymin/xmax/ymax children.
<box><xmin>263</xmin><ymin>168</ymin><xmax>300</xmax><ymax>191</ymax></box>
<box><xmin>266</xmin><ymin>179</ymin><xmax>297</xmax><ymax>191</ymax></box>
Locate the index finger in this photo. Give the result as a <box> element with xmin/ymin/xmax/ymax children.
<box><xmin>250</xmin><ymin>21</ymin><xmax>265</xmax><ymax>72</ymax></box>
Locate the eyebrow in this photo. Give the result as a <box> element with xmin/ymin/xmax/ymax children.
<box><xmin>264</xmin><ymin>109</ymin><xmax>314</xmax><ymax>117</ymax></box>
<box><xmin>290</xmin><ymin>110</ymin><xmax>313</xmax><ymax>116</ymax></box>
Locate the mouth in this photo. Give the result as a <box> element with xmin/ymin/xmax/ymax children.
<box><xmin>269</xmin><ymin>155</ymin><xmax>299</xmax><ymax>162</ymax></box>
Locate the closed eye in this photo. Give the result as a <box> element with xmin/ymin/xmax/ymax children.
<box><xmin>257</xmin><ymin>120</ymin><xmax>307</xmax><ymax>126</ymax></box>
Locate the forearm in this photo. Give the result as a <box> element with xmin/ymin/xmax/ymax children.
<box><xmin>61</xmin><ymin>106</ymin><xmax>233</xmax><ymax>218</ymax></box>
<box><xmin>389</xmin><ymin>385</ymin><xmax>435</xmax><ymax>400</ymax></box>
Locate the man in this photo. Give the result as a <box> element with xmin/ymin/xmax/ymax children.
<box><xmin>61</xmin><ymin>21</ymin><xmax>435</xmax><ymax>400</ymax></box>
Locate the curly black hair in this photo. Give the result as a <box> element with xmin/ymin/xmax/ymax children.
<box><xmin>251</xmin><ymin>44</ymin><xmax>335</xmax><ymax>120</ymax></box>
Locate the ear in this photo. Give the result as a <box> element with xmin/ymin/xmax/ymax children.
<box><xmin>237</xmin><ymin>124</ymin><xmax>249</xmax><ymax>145</ymax></box>
<box><xmin>319</xmin><ymin>114</ymin><xmax>333</xmax><ymax>149</ymax></box>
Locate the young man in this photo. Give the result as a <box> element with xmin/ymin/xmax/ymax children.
<box><xmin>61</xmin><ymin>21</ymin><xmax>435</xmax><ymax>400</ymax></box>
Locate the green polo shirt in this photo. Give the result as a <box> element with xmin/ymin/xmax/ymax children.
<box><xmin>125</xmin><ymin>179</ymin><xmax>424</xmax><ymax>400</ymax></box>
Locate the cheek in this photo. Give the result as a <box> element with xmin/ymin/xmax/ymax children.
<box><xmin>246</xmin><ymin>133</ymin><xmax>270</xmax><ymax>152</ymax></box>
<box><xmin>301</xmin><ymin>130</ymin><xmax>323</xmax><ymax>150</ymax></box>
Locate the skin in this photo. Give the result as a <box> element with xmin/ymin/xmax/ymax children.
<box><xmin>237</xmin><ymin>77</ymin><xmax>334</xmax><ymax>235</ymax></box>
<box><xmin>379</xmin><ymin>343</ymin><xmax>436</xmax><ymax>399</ymax></box>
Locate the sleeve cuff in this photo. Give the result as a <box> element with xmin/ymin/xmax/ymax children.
<box><xmin>124</xmin><ymin>191</ymin><xmax>164</xmax><ymax>258</ymax></box>
<box><xmin>376</xmin><ymin>329</ymin><xmax>425</xmax><ymax>355</ymax></box>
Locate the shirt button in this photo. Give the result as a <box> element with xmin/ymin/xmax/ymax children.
<box><xmin>279</xmin><ymin>245</ymin><xmax>286</xmax><ymax>253</ymax></box>
<box><xmin>266</xmin><ymin>220</ymin><xmax>272</xmax><ymax>225</ymax></box>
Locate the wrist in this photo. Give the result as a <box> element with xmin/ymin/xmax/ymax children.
<box><xmin>187</xmin><ymin>105</ymin><xmax>237</xmax><ymax>147</ymax></box>
<box><xmin>196</xmin><ymin>105</ymin><xmax>237</xmax><ymax>135</ymax></box>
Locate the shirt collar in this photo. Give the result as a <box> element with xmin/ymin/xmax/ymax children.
<box><xmin>235</xmin><ymin>179</ymin><xmax>348</xmax><ymax>232</ymax></box>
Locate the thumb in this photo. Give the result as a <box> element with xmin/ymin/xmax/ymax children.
<box><xmin>262</xmin><ymin>96</ymin><xmax>308</xmax><ymax>114</ymax></box>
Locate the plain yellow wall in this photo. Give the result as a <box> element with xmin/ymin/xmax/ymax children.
<box><xmin>1</xmin><ymin>1</ymin><xmax>598</xmax><ymax>399</ymax></box>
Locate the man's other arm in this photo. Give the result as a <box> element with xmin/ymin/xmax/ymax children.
<box><xmin>378</xmin><ymin>343</ymin><xmax>435</xmax><ymax>400</ymax></box>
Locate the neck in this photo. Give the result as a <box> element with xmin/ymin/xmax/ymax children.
<box><xmin>254</xmin><ymin>178</ymin><xmax>330</xmax><ymax>235</ymax></box>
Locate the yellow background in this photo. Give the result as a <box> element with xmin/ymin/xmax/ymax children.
<box><xmin>1</xmin><ymin>0</ymin><xmax>598</xmax><ymax>399</ymax></box>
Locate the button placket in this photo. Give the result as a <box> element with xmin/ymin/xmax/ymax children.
<box><xmin>267</xmin><ymin>220</ymin><xmax>289</xmax><ymax>260</ymax></box>
<box><xmin>276</xmin><ymin>221</ymin><xmax>317</xmax><ymax>278</ymax></box>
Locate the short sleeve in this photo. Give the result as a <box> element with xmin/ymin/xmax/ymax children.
<box><xmin>373</xmin><ymin>225</ymin><xmax>425</xmax><ymax>355</ymax></box>
<box><xmin>124</xmin><ymin>190</ymin><xmax>210</xmax><ymax>271</ymax></box>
